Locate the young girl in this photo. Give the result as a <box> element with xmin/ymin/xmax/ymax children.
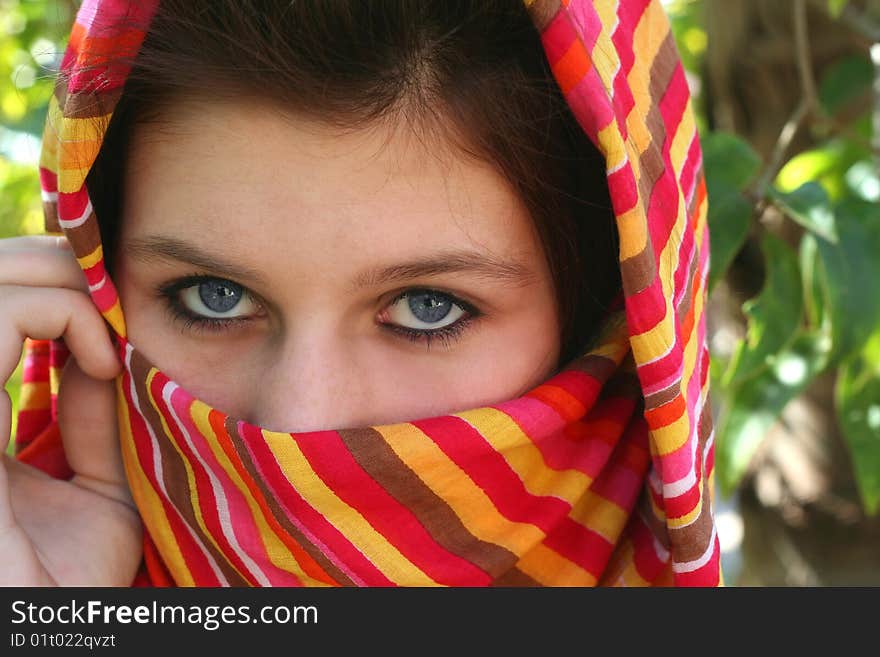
<box><xmin>1</xmin><ymin>0</ymin><xmax>720</xmax><ymax>586</ymax></box>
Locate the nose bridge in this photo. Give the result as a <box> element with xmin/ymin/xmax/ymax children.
<box><xmin>247</xmin><ymin>329</ymin><xmax>363</xmax><ymax>434</ymax></box>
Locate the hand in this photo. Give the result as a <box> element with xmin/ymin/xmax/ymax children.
<box><xmin>0</xmin><ymin>235</ymin><xmax>142</xmax><ymax>586</ymax></box>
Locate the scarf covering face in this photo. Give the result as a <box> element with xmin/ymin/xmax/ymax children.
<box><xmin>16</xmin><ymin>0</ymin><xmax>720</xmax><ymax>586</ymax></box>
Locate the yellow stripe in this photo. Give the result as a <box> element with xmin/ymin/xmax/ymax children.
<box><xmin>568</xmin><ymin>489</ymin><xmax>630</xmax><ymax>543</ymax></box>
<box><xmin>592</xmin><ymin>1</ymin><xmax>620</xmax><ymax>94</ymax></box>
<box><xmin>375</xmin><ymin>423</ymin><xmax>547</xmax><ymax>557</ymax></box>
<box><xmin>616</xmin><ymin>206</ymin><xmax>648</xmax><ymax>261</ymax></box>
<box><xmin>669</xmin><ymin>99</ymin><xmax>696</xmax><ymax>179</ymax></box>
<box><xmin>76</xmin><ymin>244</ymin><xmax>104</xmax><ymax>269</ymax></box>
<box><xmin>116</xmin><ymin>377</ymin><xmax>195</xmax><ymax>586</ymax></box>
<box><xmin>19</xmin><ymin>381</ymin><xmax>50</xmax><ymax>410</ymax></box>
<box><xmin>598</xmin><ymin>122</ymin><xmax>627</xmax><ymax>172</ymax></box>
<box><xmin>455</xmin><ymin>407</ymin><xmax>593</xmax><ymax>504</ymax></box>
<box><xmin>189</xmin><ymin>403</ymin><xmax>328</xmax><ymax>586</ymax></box>
<box><xmin>517</xmin><ymin>543</ymin><xmax>598</xmax><ymax>586</ymax></box>
<box><xmin>651</xmin><ymin>240</ymin><xmax>707</xmax><ymax>457</ymax></box>
<box><xmin>39</xmin><ymin>97</ymin><xmax>60</xmax><ymax>172</ymax></box>
<box><xmin>101</xmin><ymin>297</ymin><xmax>127</xmax><ymax>338</ymax></box>
<box><xmin>666</xmin><ymin>492</ymin><xmax>703</xmax><ymax>529</ymax></box>
<box><xmin>626</xmin><ymin>0</ymin><xmax>670</xmax><ymax>153</ymax></box>
<box><xmin>261</xmin><ymin>429</ymin><xmax>435</xmax><ymax>586</ymax></box>
<box><xmin>144</xmin><ymin>369</ymin><xmax>250</xmax><ymax>583</ymax></box>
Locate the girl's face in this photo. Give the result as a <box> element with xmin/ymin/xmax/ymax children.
<box><xmin>114</xmin><ymin>100</ymin><xmax>561</xmax><ymax>433</ymax></box>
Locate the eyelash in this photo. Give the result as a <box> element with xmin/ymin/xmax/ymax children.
<box><xmin>378</xmin><ymin>288</ymin><xmax>480</xmax><ymax>350</ymax></box>
<box><xmin>156</xmin><ymin>275</ymin><xmax>481</xmax><ymax>348</ymax></box>
<box><xmin>158</xmin><ymin>274</ymin><xmax>259</xmax><ymax>335</ymax></box>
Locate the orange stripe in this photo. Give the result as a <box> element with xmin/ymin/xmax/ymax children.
<box><xmin>553</xmin><ymin>41</ymin><xmax>592</xmax><ymax>95</ymax></box>
<box><xmin>207</xmin><ymin>410</ymin><xmax>337</xmax><ymax>586</ymax></box>
<box><xmin>644</xmin><ymin>394</ymin><xmax>686</xmax><ymax>429</ymax></box>
<box><xmin>527</xmin><ymin>384</ymin><xmax>586</xmax><ymax>422</ymax></box>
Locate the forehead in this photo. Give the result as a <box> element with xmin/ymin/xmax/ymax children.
<box><xmin>120</xmin><ymin>99</ymin><xmax>544</xmax><ymax>272</ymax></box>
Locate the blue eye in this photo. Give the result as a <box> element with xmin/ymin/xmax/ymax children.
<box><xmin>386</xmin><ymin>289</ymin><xmax>467</xmax><ymax>330</ymax></box>
<box><xmin>196</xmin><ymin>279</ymin><xmax>244</xmax><ymax>313</ymax></box>
<box><xmin>161</xmin><ymin>275</ymin><xmax>262</xmax><ymax>325</ymax></box>
<box><xmin>407</xmin><ymin>290</ymin><xmax>454</xmax><ymax>323</ymax></box>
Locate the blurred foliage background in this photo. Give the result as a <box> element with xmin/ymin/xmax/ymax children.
<box><xmin>1</xmin><ymin>0</ymin><xmax>878</xmax><ymax>584</ymax></box>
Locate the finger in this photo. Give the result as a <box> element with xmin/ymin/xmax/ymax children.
<box><xmin>0</xmin><ymin>235</ymin><xmax>71</xmax><ymax>250</ymax></box>
<box><xmin>0</xmin><ymin>285</ymin><xmax>121</xmax><ymax>383</ymax></box>
<box><xmin>0</xmin><ymin>238</ymin><xmax>87</xmax><ymax>292</ymax></box>
<box><xmin>57</xmin><ymin>358</ymin><xmax>131</xmax><ymax>503</ymax></box>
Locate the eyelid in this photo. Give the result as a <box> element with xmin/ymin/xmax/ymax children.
<box><xmin>383</xmin><ymin>286</ymin><xmax>480</xmax><ymax>316</ymax></box>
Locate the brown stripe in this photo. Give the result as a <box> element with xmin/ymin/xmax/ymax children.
<box><xmin>667</xmin><ymin>474</ymin><xmax>715</xmax><ymax>563</ymax></box>
<box><xmin>619</xmin><ymin>31</ymin><xmax>682</xmax><ymax>295</ymax></box>
<box><xmin>222</xmin><ymin>418</ymin><xmax>357</xmax><ymax>587</ymax></box>
<box><xmin>338</xmin><ymin>427</ymin><xmax>523</xmax><ymax>581</ymax></box>
<box><xmin>675</xmin><ymin>246</ymin><xmax>697</xmax><ymax>325</ymax></box>
<box><xmin>66</xmin><ymin>213</ymin><xmax>102</xmax><ymax>260</ymax></box>
<box><xmin>491</xmin><ymin>567</ymin><xmax>543</xmax><ymax>587</ymax></box>
<box><xmin>644</xmin><ymin>380</ymin><xmax>680</xmax><ymax>411</ymax></box>
<box><xmin>53</xmin><ymin>77</ymin><xmax>123</xmax><ymax>120</ymax></box>
<box><xmin>524</xmin><ymin>0</ymin><xmax>562</xmax><ymax>32</ymax></box>
<box><xmin>63</xmin><ymin>88</ymin><xmax>123</xmax><ymax>120</ymax></box>
<box><xmin>697</xmin><ymin>395</ymin><xmax>714</xmax><ymax>451</ymax></box>
<box><xmin>598</xmin><ymin>369</ymin><xmax>643</xmax><ymax>402</ymax></box>
<box><xmin>128</xmin><ymin>349</ymin><xmax>248</xmax><ymax>585</ymax></box>
<box><xmin>560</xmin><ymin>353</ymin><xmax>621</xmax><ymax>386</ymax></box>
<box><xmin>42</xmin><ymin>201</ymin><xmax>59</xmax><ymax>233</ymax></box>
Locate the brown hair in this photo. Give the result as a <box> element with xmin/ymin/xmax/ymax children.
<box><xmin>87</xmin><ymin>0</ymin><xmax>621</xmax><ymax>366</ymax></box>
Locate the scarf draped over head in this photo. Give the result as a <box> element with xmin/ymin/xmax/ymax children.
<box><xmin>16</xmin><ymin>0</ymin><xmax>721</xmax><ymax>586</ymax></box>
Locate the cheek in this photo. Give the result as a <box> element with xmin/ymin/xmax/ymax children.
<box><xmin>367</xmin><ymin>304</ymin><xmax>560</xmax><ymax>417</ymax></box>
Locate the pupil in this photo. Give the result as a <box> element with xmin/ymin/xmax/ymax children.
<box><xmin>408</xmin><ymin>291</ymin><xmax>451</xmax><ymax>323</ymax></box>
<box><xmin>198</xmin><ymin>280</ymin><xmax>241</xmax><ymax>313</ymax></box>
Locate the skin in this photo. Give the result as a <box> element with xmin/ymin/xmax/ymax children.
<box><xmin>115</xmin><ymin>100</ymin><xmax>561</xmax><ymax>432</ymax></box>
<box><xmin>0</xmin><ymin>99</ymin><xmax>561</xmax><ymax>584</ymax></box>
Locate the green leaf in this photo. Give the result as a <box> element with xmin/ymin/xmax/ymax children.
<box><xmin>826</xmin><ymin>0</ymin><xmax>848</xmax><ymax>17</ymax></box>
<box><xmin>775</xmin><ymin>139</ymin><xmax>869</xmax><ymax>201</ymax></box>
<box><xmin>799</xmin><ymin>234</ymin><xmax>830</xmax><ymax>332</ymax></box>
<box><xmin>706</xmin><ymin>181</ymin><xmax>753</xmax><ymax>294</ymax></box>
<box><xmin>819</xmin><ymin>54</ymin><xmax>872</xmax><ymax>115</ymax></box>
<box><xmin>815</xmin><ymin>199</ymin><xmax>880</xmax><ymax>362</ymax></box>
<box><xmin>722</xmin><ymin>234</ymin><xmax>804</xmax><ymax>387</ymax></box>
<box><xmin>701</xmin><ymin>131</ymin><xmax>762</xmax><ymax>191</ymax></box>
<box><xmin>715</xmin><ymin>330</ymin><xmax>832</xmax><ymax>494</ymax></box>
<box><xmin>835</xmin><ymin>330</ymin><xmax>880</xmax><ymax>515</ymax></box>
<box><xmin>769</xmin><ymin>182</ymin><xmax>838</xmax><ymax>243</ymax></box>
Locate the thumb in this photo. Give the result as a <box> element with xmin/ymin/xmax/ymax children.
<box><xmin>56</xmin><ymin>357</ymin><xmax>131</xmax><ymax>505</ymax></box>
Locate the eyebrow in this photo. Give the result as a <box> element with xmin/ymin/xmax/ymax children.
<box><xmin>124</xmin><ymin>235</ymin><xmax>270</xmax><ymax>287</ymax></box>
<box><xmin>124</xmin><ymin>235</ymin><xmax>536</xmax><ymax>290</ymax></box>
<box><xmin>349</xmin><ymin>250</ymin><xmax>537</xmax><ymax>291</ymax></box>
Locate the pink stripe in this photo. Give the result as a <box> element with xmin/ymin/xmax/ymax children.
<box><xmin>120</xmin><ymin>364</ymin><xmax>224</xmax><ymax>585</ymax></box>
<box><xmin>169</xmin><ymin>387</ymin><xmax>302</xmax><ymax>586</ymax></box>
<box><xmin>295</xmin><ymin>430</ymin><xmax>491</xmax><ymax>586</ymax></box>
<box><xmin>147</xmin><ymin>375</ymin><xmax>258</xmax><ymax>583</ymax></box>
<box><xmin>413</xmin><ymin>415</ymin><xmax>610</xmax><ymax>575</ymax></box>
<box><xmin>237</xmin><ymin>423</ymin><xmax>393</xmax><ymax>586</ymax></box>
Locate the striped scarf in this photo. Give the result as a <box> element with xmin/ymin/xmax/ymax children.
<box><xmin>16</xmin><ymin>0</ymin><xmax>721</xmax><ymax>586</ymax></box>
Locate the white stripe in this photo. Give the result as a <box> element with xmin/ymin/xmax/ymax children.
<box><xmin>58</xmin><ymin>198</ymin><xmax>92</xmax><ymax>229</ymax></box>
<box><xmin>41</xmin><ymin>190</ymin><xmax>58</xmax><ymax>203</ymax></box>
<box><xmin>662</xmin><ymin>392</ymin><xmax>706</xmax><ymax>498</ymax></box>
<box><xmin>88</xmin><ymin>275</ymin><xmax>106</xmax><ymax>294</ymax></box>
<box><xmin>163</xmin><ymin>381</ymin><xmax>272</xmax><ymax>586</ymax></box>
<box><xmin>672</xmin><ymin>524</ymin><xmax>717</xmax><ymax>573</ymax></box>
<box><xmin>125</xmin><ymin>344</ymin><xmax>229</xmax><ymax>585</ymax></box>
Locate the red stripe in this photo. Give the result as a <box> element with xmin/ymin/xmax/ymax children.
<box><xmin>120</xmin><ymin>366</ymin><xmax>223</xmax><ymax>585</ymax></box>
<box><xmin>413</xmin><ymin>415</ymin><xmax>609</xmax><ymax>576</ymax></box>
<box><xmin>295</xmin><ymin>430</ymin><xmax>491</xmax><ymax>586</ymax></box>
<box><xmin>208</xmin><ymin>411</ymin><xmax>331</xmax><ymax>586</ymax></box>
<box><xmin>236</xmin><ymin>423</ymin><xmax>395</xmax><ymax>586</ymax></box>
